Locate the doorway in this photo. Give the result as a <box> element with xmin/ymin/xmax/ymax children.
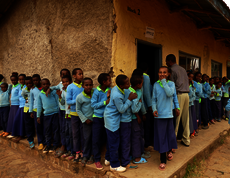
<box><xmin>136</xmin><ymin>39</ymin><xmax>162</xmax><ymax>85</ymax></box>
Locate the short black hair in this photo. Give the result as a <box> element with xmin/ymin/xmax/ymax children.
<box><xmin>132</xmin><ymin>69</ymin><xmax>143</xmax><ymax>77</ymax></box>
<box><xmin>10</xmin><ymin>72</ymin><xmax>18</xmax><ymax>79</ymax></box>
<box><xmin>217</xmin><ymin>81</ymin><xmax>222</xmax><ymax>85</ymax></box>
<box><xmin>60</xmin><ymin>69</ymin><xmax>71</xmax><ymax>76</ymax></box>
<box><xmin>166</xmin><ymin>54</ymin><xmax>176</xmax><ymax>63</ymax></box>
<box><xmin>116</xmin><ymin>75</ymin><xmax>128</xmax><ymax>87</ymax></box>
<box><xmin>62</xmin><ymin>75</ymin><xmax>72</xmax><ymax>83</ymax></box>
<box><xmin>138</xmin><ymin>63</ymin><xmax>148</xmax><ymax>72</ymax></box>
<box><xmin>19</xmin><ymin>74</ymin><xmax>26</xmax><ymax>78</ymax></box>
<box><xmin>130</xmin><ymin>75</ymin><xmax>142</xmax><ymax>87</ymax></box>
<box><xmin>0</xmin><ymin>74</ymin><xmax>4</xmax><ymax>81</ymax></box>
<box><xmin>32</xmin><ymin>74</ymin><xmax>41</xmax><ymax>80</ymax></box>
<box><xmin>82</xmin><ymin>77</ymin><xmax>93</xmax><ymax>85</ymax></box>
<box><xmin>1</xmin><ymin>82</ymin><xmax>8</xmax><ymax>88</ymax></box>
<box><xmin>25</xmin><ymin>76</ymin><xmax>32</xmax><ymax>81</ymax></box>
<box><xmin>159</xmin><ymin>66</ymin><xmax>169</xmax><ymax>72</ymax></box>
<box><xmin>98</xmin><ymin>73</ymin><xmax>110</xmax><ymax>85</ymax></box>
<box><xmin>72</xmin><ymin>68</ymin><xmax>82</xmax><ymax>75</ymax></box>
<box><xmin>41</xmin><ymin>78</ymin><xmax>50</xmax><ymax>84</ymax></box>
<box><xmin>187</xmin><ymin>72</ymin><xmax>194</xmax><ymax>77</ymax></box>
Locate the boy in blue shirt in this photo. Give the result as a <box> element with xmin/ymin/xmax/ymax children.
<box><xmin>0</xmin><ymin>83</ymin><xmax>12</xmax><ymax>136</ymax></box>
<box><xmin>37</xmin><ymin>79</ymin><xmax>60</xmax><ymax>153</ymax></box>
<box><xmin>66</xmin><ymin>68</ymin><xmax>84</xmax><ymax>162</ymax></box>
<box><xmin>104</xmin><ymin>74</ymin><xmax>137</xmax><ymax>173</ymax></box>
<box><xmin>215</xmin><ymin>81</ymin><xmax>223</xmax><ymax>122</ymax></box>
<box><xmin>76</xmin><ymin>78</ymin><xmax>95</xmax><ymax>167</ymax></box>
<box><xmin>91</xmin><ymin>73</ymin><xmax>111</xmax><ymax>170</ymax></box>
<box><xmin>21</xmin><ymin>76</ymin><xmax>35</xmax><ymax>148</ymax></box>
<box><xmin>152</xmin><ymin>66</ymin><xmax>177</xmax><ymax>171</ymax></box>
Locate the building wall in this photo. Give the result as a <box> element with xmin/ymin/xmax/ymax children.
<box><xmin>0</xmin><ymin>0</ymin><xmax>113</xmax><ymax>85</ymax></box>
<box><xmin>112</xmin><ymin>0</ymin><xmax>230</xmax><ymax>79</ymax></box>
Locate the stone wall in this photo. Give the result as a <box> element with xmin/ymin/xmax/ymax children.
<box><xmin>0</xmin><ymin>0</ymin><xmax>114</xmax><ymax>86</ymax></box>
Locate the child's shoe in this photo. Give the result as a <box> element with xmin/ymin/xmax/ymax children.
<box><xmin>141</xmin><ymin>153</ymin><xmax>151</xmax><ymax>159</ymax></box>
<box><xmin>43</xmin><ymin>146</ymin><xmax>50</xmax><ymax>154</ymax></box>
<box><xmin>29</xmin><ymin>141</ymin><xmax>35</xmax><ymax>149</ymax></box>
<box><xmin>62</xmin><ymin>151</ymin><xmax>71</xmax><ymax>158</ymax></box>
<box><xmin>68</xmin><ymin>154</ymin><xmax>75</xmax><ymax>160</ymax></box>
<box><xmin>87</xmin><ymin>155</ymin><xmax>94</xmax><ymax>165</ymax></box>
<box><xmin>105</xmin><ymin>159</ymin><xmax>110</xmax><ymax>166</ymax></box>
<box><xmin>125</xmin><ymin>163</ymin><xmax>138</xmax><ymax>169</ymax></box>
<box><xmin>217</xmin><ymin>118</ymin><xmax>221</xmax><ymax>122</ymax></box>
<box><xmin>211</xmin><ymin>119</ymin><xmax>215</xmax><ymax>124</ymax></box>
<box><xmin>81</xmin><ymin>157</ymin><xmax>88</xmax><ymax>167</ymax></box>
<box><xmin>73</xmin><ymin>153</ymin><xmax>81</xmax><ymax>163</ymax></box>
<box><xmin>0</xmin><ymin>132</ymin><xmax>5</xmax><ymax>136</ymax></box>
<box><xmin>49</xmin><ymin>146</ymin><xmax>58</xmax><ymax>153</ymax></box>
<box><xmin>38</xmin><ymin>143</ymin><xmax>44</xmax><ymax>150</ymax></box>
<box><xmin>7</xmin><ymin>135</ymin><xmax>14</xmax><ymax>139</ymax></box>
<box><xmin>95</xmin><ymin>162</ymin><xmax>103</xmax><ymax>170</ymax></box>
<box><xmin>3</xmin><ymin>132</ymin><xmax>9</xmax><ymax>137</ymax></box>
<box><xmin>110</xmin><ymin>166</ymin><xmax>126</xmax><ymax>172</ymax></box>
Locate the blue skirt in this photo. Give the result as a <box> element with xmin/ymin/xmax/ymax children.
<box><xmin>12</xmin><ymin>107</ymin><xmax>25</xmax><ymax>136</ymax></box>
<box><xmin>154</xmin><ymin>118</ymin><xmax>177</xmax><ymax>153</ymax></box>
<box><xmin>6</xmin><ymin>105</ymin><xmax>19</xmax><ymax>133</ymax></box>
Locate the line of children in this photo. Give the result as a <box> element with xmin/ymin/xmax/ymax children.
<box><xmin>1</xmin><ymin>66</ymin><xmax>230</xmax><ymax>173</ymax></box>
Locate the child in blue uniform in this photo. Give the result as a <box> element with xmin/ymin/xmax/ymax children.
<box><xmin>37</xmin><ymin>79</ymin><xmax>60</xmax><ymax>153</ymax></box>
<box><xmin>5</xmin><ymin>73</ymin><xmax>20</xmax><ymax>137</ymax></box>
<box><xmin>0</xmin><ymin>83</ymin><xmax>12</xmax><ymax>136</ymax></box>
<box><xmin>104</xmin><ymin>74</ymin><xmax>137</xmax><ymax>173</ymax></box>
<box><xmin>209</xmin><ymin>78</ymin><xmax>216</xmax><ymax>124</ymax></box>
<box><xmin>76</xmin><ymin>78</ymin><xmax>95</xmax><ymax>167</ymax></box>
<box><xmin>29</xmin><ymin>74</ymin><xmax>46</xmax><ymax>150</ymax></box>
<box><xmin>66</xmin><ymin>68</ymin><xmax>84</xmax><ymax>162</ymax></box>
<box><xmin>222</xmin><ymin>77</ymin><xmax>230</xmax><ymax>120</ymax></box>
<box><xmin>152</xmin><ymin>66</ymin><xmax>177</xmax><ymax>171</ymax></box>
<box><xmin>21</xmin><ymin>76</ymin><xmax>35</xmax><ymax>148</ymax></box>
<box><xmin>91</xmin><ymin>73</ymin><xmax>111</xmax><ymax>170</ymax></box>
<box><xmin>215</xmin><ymin>81</ymin><xmax>223</xmax><ymax>122</ymax></box>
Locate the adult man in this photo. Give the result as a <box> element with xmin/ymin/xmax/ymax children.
<box><xmin>166</xmin><ymin>54</ymin><xmax>190</xmax><ymax>147</ymax></box>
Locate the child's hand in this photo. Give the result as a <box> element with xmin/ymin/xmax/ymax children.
<box><xmin>68</xmin><ymin>105</ymin><xmax>71</xmax><ymax>109</ymax></box>
<box><xmin>37</xmin><ymin>117</ymin><xmax>41</xmax><ymax>124</ymax></box>
<box><xmin>107</xmin><ymin>90</ymin><xmax>111</xmax><ymax>98</ymax></box>
<box><xmin>26</xmin><ymin>100</ymin><xmax>28</xmax><ymax>103</ymax></box>
<box><xmin>56</xmin><ymin>90</ymin><xmax>62</xmax><ymax>98</ymax></box>
<box><xmin>153</xmin><ymin>111</ymin><xmax>158</xmax><ymax>117</ymax></box>
<box><xmin>30</xmin><ymin>113</ymin><xmax>34</xmax><ymax>118</ymax></box>
<box><xmin>128</xmin><ymin>92</ymin><xmax>137</xmax><ymax>101</ymax></box>
<box><xmin>210</xmin><ymin>94</ymin><xmax>214</xmax><ymax>97</ymax></box>
<box><xmin>139</xmin><ymin>99</ymin><xmax>142</xmax><ymax>102</ymax></box>
<box><xmin>85</xmin><ymin>119</ymin><xmax>92</xmax><ymax>125</ymax></box>
<box><xmin>142</xmin><ymin>114</ymin><xmax>146</xmax><ymax>121</ymax></box>
<box><xmin>137</xmin><ymin>115</ymin><xmax>142</xmax><ymax>124</ymax></box>
<box><xmin>46</xmin><ymin>88</ymin><xmax>51</xmax><ymax>97</ymax></box>
<box><xmin>175</xmin><ymin>109</ymin><xmax>180</xmax><ymax>117</ymax></box>
<box><xmin>106</xmin><ymin>98</ymin><xmax>110</xmax><ymax>105</ymax></box>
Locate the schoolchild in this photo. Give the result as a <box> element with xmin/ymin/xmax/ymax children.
<box><xmin>0</xmin><ymin>83</ymin><xmax>12</xmax><ymax>136</ymax></box>
<box><xmin>21</xmin><ymin>76</ymin><xmax>35</xmax><ymax>148</ymax></box>
<box><xmin>37</xmin><ymin>79</ymin><xmax>60</xmax><ymax>153</ymax></box>
<box><xmin>66</xmin><ymin>68</ymin><xmax>84</xmax><ymax>162</ymax></box>
<box><xmin>91</xmin><ymin>73</ymin><xmax>111</xmax><ymax>170</ymax></box>
<box><xmin>104</xmin><ymin>74</ymin><xmax>137</xmax><ymax>173</ymax></box>
<box><xmin>11</xmin><ymin>74</ymin><xmax>27</xmax><ymax>142</ymax></box>
<box><xmin>0</xmin><ymin>74</ymin><xmax>4</xmax><ymax>92</ymax></box>
<box><xmin>214</xmin><ymin>81</ymin><xmax>223</xmax><ymax>122</ymax></box>
<box><xmin>222</xmin><ymin>77</ymin><xmax>230</xmax><ymax>120</ymax></box>
<box><xmin>152</xmin><ymin>66</ymin><xmax>177</xmax><ymax>171</ymax></box>
<box><xmin>4</xmin><ymin>73</ymin><xmax>20</xmax><ymax>137</ymax></box>
<box><xmin>29</xmin><ymin>74</ymin><xmax>46</xmax><ymax>150</ymax></box>
<box><xmin>209</xmin><ymin>78</ymin><xmax>216</xmax><ymax>124</ymax></box>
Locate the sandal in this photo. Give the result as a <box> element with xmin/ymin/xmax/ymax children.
<box><xmin>3</xmin><ymin>132</ymin><xmax>9</xmax><ymax>137</ymax></box>
<box><xmin>0</xmin><ymin>132</ymin><xmax>5</xmax><ymax>136</ymax></box>
<box><xmin>133</xmin><ymin>157</ymin><xmax>147</xmax><ymax>164</ymax></box>
<box><xmin>55</xmin><ymin>150</ymin><xmax>65</xmax><ymax>158</ymax></box>
<box><xmin>81</xmin><ymin>157</ymin><xmax>88</xmax><ymax>167</ymax></box>
<box><xmin>172</xmin><ymin>149</ymin><xmax>176</xmax><ymax>153</ymax></box>
<box><xmin>86</xmin><ymin>155</ymin><xmax>94</xmax><ymax>165</ymax></box>
<box><xmin>159</xmin><ymin>163</ymin><xmax>166</xmax><ymax>171</ymax></box>
<box><xmin>73</xmin><ymin>153</ymin><xmax>81</xmax><ymax>163</ymax></box>
<box><xmin>167</xmin><ymin>152</ymin><xmax>173</xmax><ymax>161</ymax></box>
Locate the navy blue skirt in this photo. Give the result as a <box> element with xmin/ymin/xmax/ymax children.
<box><xmin>154</xmin><ymin>118</ymin><xmax>177</xmax><ymax>153</ymax></box>
<box><xmin>12</xmin><ymin>107</ymin><xmax>25</xmax><ymax>136</ymax></box>
<box><xmin>6</xmin><ymin>105</ymin><xmax>19</xmax><ymax>133</ymax></box>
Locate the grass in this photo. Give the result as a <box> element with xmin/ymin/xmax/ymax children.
<box><xmin>183</xmin><ymin>157</ymin><xmax>205</xmax><ymax>178</ymax></box>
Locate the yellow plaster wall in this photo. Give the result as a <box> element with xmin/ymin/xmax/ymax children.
<box><xmin>112</xmin><ymin>0</ymin><xmax>230</xmax><ymax>79</ymax></box>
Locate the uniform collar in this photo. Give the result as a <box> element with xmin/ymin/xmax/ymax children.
<box><xmin>73</xmin><ymin>82</ymin><xmax>82</xmax><ymax>88</ymax></box>
<box><xmin>117</xmin><ymin>85</ymin><xmax>124</xmax><ymax>95</ymax></box>
<box><xmin>97</xmin><ymin>85</ymin><xmax>110</xmax><ymax>93</ymax></box>
<box><xmin>41</xmin><ymin>89</ymin><xmax>46</xmax><ymax>94</ymax></box>
<box><xmin>157</xmin><ymin>80</ymin><xmax>169</xmax><ymax>88</ymax></box>
<box><xmin>129</xmin><ymin>86</ymin><xmax>136</xmax><ymax>93</ymax></box>
<box><xmin>143</xmin><ymin>73</ymin><xmax>149</xmax><ymax>77</ymax></box>
<box><xmin>82</xmin><ymin>90</ymin><xmax>94</xmax><ymax>98</ymax></box>
<box><xmin>13</xmin><ymin>83</ymin><xmax>19</xmax><ymax>88</ymax></box>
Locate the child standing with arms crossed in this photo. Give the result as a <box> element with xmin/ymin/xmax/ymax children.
<box><xmin>152</xmin><ymin>66</ymin><xmax>178</xmax><ymax>171</ymax></box>
<box><xmin>0</xmin><ymin>83</ymin><xmax>12</xmax><ymax>136</ymax></box>
<box><xmin>91</xmin><ymin>73</ymin><xmax>111</xmax><ymax>170</ymax></box>
<box><xmin>21</xmin><ymin>76</ymin><xmax>35</xmax><ymax>148</ymax></box>
<box><xmin>66</xmin><ymin>68</ymin><xmax>84</xmax><ymax>162</ymax></box>
<box><xmin>104</xmin><ymin>75</ymin><xmax>137</xmax><ymax>173</ymax></box>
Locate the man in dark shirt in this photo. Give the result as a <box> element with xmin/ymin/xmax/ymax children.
<box><xmin>166</xmin><ymin>54</ymin><xmax>190</xmax><ymax>147</ymax></box>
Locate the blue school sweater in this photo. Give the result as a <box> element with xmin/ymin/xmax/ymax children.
<box><xmin>29</xmin><ymin>87</ymin><xmax>42</xmax><ymax>113</ymax></box>
<box><xmin>19</xmin><ymin>85</ymin><xmax>26</xmax><ymax>108</ymax></box>
<box><xmin>91</xmin><ymin>86</ymin><xmax>111</xmax><ymax>118</ymax></box>
<box><xmin>132</xmin><ymin>88</ymin><xmax>146</xmax><ymax>120</ymax></box>
<box><xmin>152</xmin><ymin>79</ymin><xmax>175</xmax><ymax>118</ymax></box>
<box><xmin>0</xmin><ymin>85</ymin><xmax>12</xmax><ymax>107</ymax></box>
<box><xmin>59</xmin><ymin>89</ymin><xmax>71</xmax><ymax>115</ymax></box>
<box><xmin>194</xmin><ymin>81</ymin><xmax>202</xmax><ymax>101</ymax></box>
<box><xmin>104</xmin><ymin>86</ymin><xmax>132</xmax><ymax>132</ymax></box>
<box><xmin>172</xmin><ymin>86</ymin><xmax>180</xmax><ymax>110</ymax></box>
<box><xmin>225</xmin><ymin>99</ymin><xmax>230</xmax><ymax>111</ymax></box>
<box><xmin>202</xmin><ymin>82</ymin><xmax>211</xmax><ymax>98</ymax></box>
<box><xmin>10</xmin><ymin>83</ymin><xmax>21</xmax><ymax>105</ymax></box>
<box><xmin>21</xmin><ymin>87</ymin><xmax>31</xmax><ymax>112</ymax></box>
<box><xmin>209</xmin><ymin>84</ymin><xmax>216</xmax><ymax>100</ymax></box>
<box><xmin>224</xmin><ymin>80</ymin><xmax>230</xmax><ymax>97</ymax></box>
<box><xmin>215</xmin><ymin>88</ymin><xmax>222</xmax><ymax>101</ymax></box>
<box><xmin>143</xmin><ymin>73</ymin><xmax>152</xmax><ymax>109</ymax></box>
<box><xmin>76</xmin><ymin>89</ymin><xmax>95</xmax><ymax>123</ymax></box>
<box><xmin>50</xmin><ymin>82</ymin><xmax>65</xmax><ymax>110</ymax></box>
<box><xmin>66</xmin><ymin>82</ymin><xmax>84</xmax><ymax>116</ymax></box>
<box><xmin>189</xmin><ymin>85</ymin><xmax>196</xmax><ymax>106</ymax></box>
<box><xmin>37</xmin><ymin>89</ymin><xmax>59</xmax><ymax>118</ymax></box>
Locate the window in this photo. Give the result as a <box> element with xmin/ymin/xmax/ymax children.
<box><xmin>179</xmin><ymin>52</ymin><xmax>200</xmax><ymax>73</ymax></box>
<box><xmin>211</xmin><ymin>60</ymin><xmax>222</xmax><ymax>77</ymax></box>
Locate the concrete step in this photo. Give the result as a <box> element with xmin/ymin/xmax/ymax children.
<box><xmin>0</xmin><ymin>120</ymin><xmax>229</xmax><ymax>178</ymax></box>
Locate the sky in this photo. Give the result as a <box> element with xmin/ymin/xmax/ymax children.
<box><xmin>223</xmin><ymin>0</ymin><xmax>230</xmax><ymax>8</ymax></box>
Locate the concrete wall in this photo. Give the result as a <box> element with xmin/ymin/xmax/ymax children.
<box><xmin>112</xmin><ymin>0</ymin><xmax>230</xmax><ymax>78</ymax></box>
<box><xmin>0</xmin><ymin>0</ymin><xmax>113</xmax><ymax>86</ymax></box>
